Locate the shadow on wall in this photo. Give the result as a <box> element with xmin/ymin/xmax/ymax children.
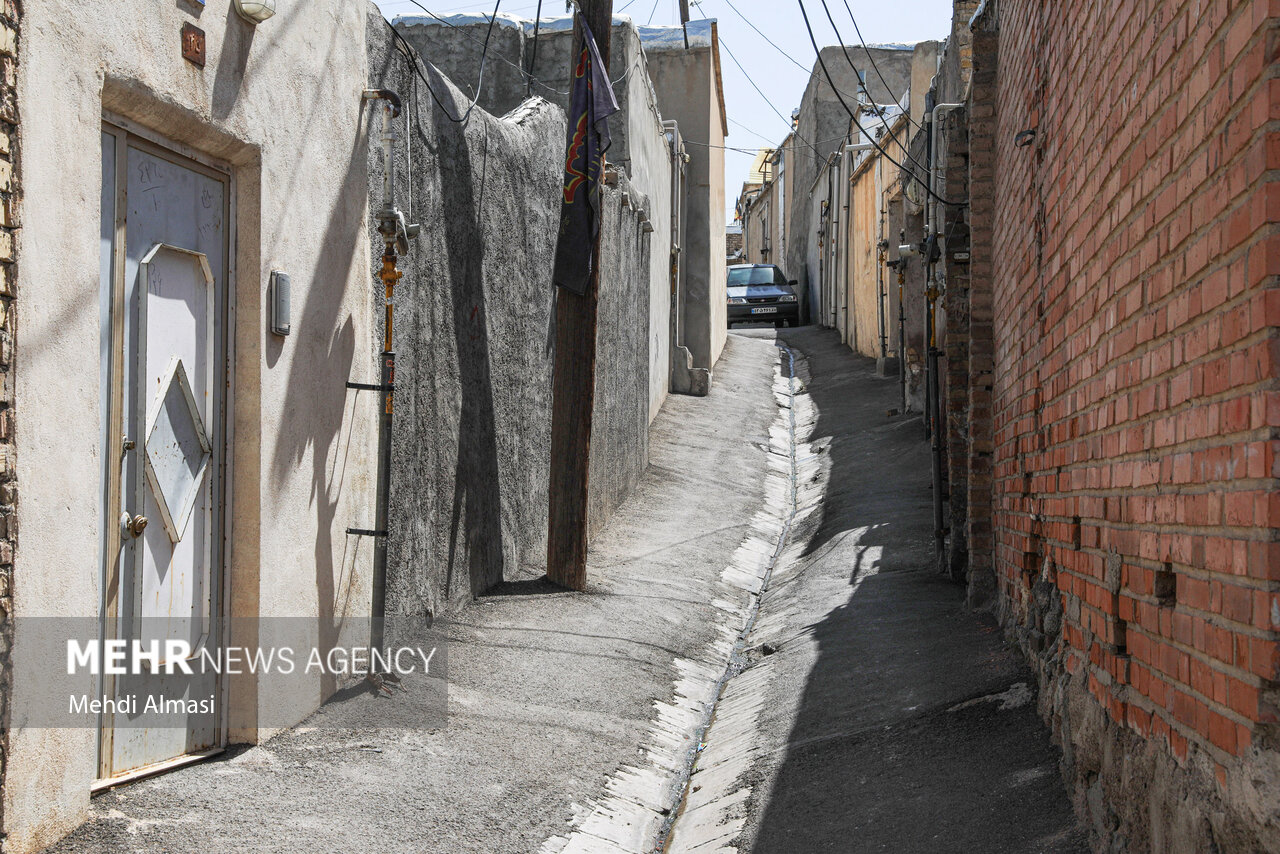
<box><xmin>586</xmin><ymin>173</ymin><xmax>652</xmax><ymax>542</ymax></box>
<box><xmin>368</xmin><ymin>11</ymin><xmax>565</xmax><ymax>620</ymax></box>
<box><xmin>369</xmin><ymin>12</ymin><xmax>658</xmax><ymax>618</ymax></box>
<box><xmin>435</xmin><ymin>110</ymin><xmax>503</xmax><ymax>601</ymax></box>
<box><xmin>268</xmin><ymin>112</ymin><xmax>370</xmax><ymax>697</ymax></box>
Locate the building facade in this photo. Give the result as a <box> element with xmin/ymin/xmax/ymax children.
<box><xmin>6</xmin><ymin>0</ymin><xmax>379</xmax><ymax>849</ymax></box>
<box><xmin>0</xmin><ymin>5</ymin><xmax>731</xmax><ymax>852</ymax></box>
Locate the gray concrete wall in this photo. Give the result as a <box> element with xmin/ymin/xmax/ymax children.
<box><xmin>393</xmin><ymin>16</ymin><xmax>530</xmax><ymax>117</ymax></box>
<box><xmin>368</xmin><ymin>16</ymin><xmax>654</xmax><ymax>617</ymax></box>
<box><xmin>645</xmin><ymin>34</ymin><xmax>726</xmax><ymax>382</ymax></box>
<box><xmin>787</xmin><ymin>46</ymin><xmax>914</xmax><ymax>315</ymax></box>
<box><xmin>524</xmin><ymin>22</ymin><xmax>674</xmax><ymax>420</ymax></box>
<box><xmin>589</xmin><ymin>171</ymin><xmax>653</xmax><ymax>539</ymax></box>
<box><xmin>397</xmin><ymin>17</ymin><xmax>672</xmax><ymax>421</ymax></box>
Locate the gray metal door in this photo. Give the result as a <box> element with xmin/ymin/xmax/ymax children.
<box><xmin>98</xmin><ymin>125</ymin><xmax>229</xmax><ymax>781</ymax></box>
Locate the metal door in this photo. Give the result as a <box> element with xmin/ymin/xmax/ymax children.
<box><xmin>98</xmin><ymin>125</ymin><xmax>229</xmax><ymax>781</ymax></box>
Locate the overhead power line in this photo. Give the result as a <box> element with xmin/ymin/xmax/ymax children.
<box><xmin>817</xmin><ymin>0</ymin><xmax>933</xmax><ymax>179</ymax></box>
<box><xmin>686</xmin><ymin>133</ymin><xmax>851</xmax><ymax>155</ymax></box>
<box><xmin>718</xmin><ymin>0</ymin><xmax>812</xmax><ymax>75</ymax></box>
<box><xmin>796</xmin><ymin>0</ymin><xmax>962</xmax><ymax>207</ymax></box>
<box><xmin>390</xmin><ymin>2</ymin><xmax>644</xmax><ymax>99</ymax></box>
<box><xmin>841</xmin><ymin>0</ymin><xmax>928</xmax><ymax>137</ymax></box>
<box><xmin>387</xmin><ymin>0</ymin><xmax>505</xmax><ymax>123</ymax></box>
<box><xmin>718</xmin><ymin>35</ymin><xmax>820</xmax><ymax>158</ymax></box>
<box><xmin>728</xmin><ymin>116</ymin><xmax>788</xmax><ymax>146</ymax></box>
<box><xmin>526</xmin><ymin>0</ymin><xmax>543</xmax><ymax>96</ymax></box>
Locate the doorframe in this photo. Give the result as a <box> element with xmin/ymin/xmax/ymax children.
<box><xmin>96</xmin><ymin>118</ymin><xmax>238</xmax><ymax>784</ymax></box>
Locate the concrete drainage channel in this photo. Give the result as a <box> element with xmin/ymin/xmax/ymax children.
<box><xmin>539</xmin><ymin>342</ymin><xmax>825</xmax><ymax>854</ymax></box>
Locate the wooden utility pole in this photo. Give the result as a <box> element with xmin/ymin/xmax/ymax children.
<box><xmin>547</xmin><ymin>0</ymin><xmax>613</xmax><ymax>590</ymax></box>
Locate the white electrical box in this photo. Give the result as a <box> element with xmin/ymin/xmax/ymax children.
<box><xmin>270</xmin><ymin>271</ymin><xmax>290</xmax><ymax>336</ymax></box>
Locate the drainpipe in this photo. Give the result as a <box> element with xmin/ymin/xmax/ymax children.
<box><xmin>929</xmin><ymin>103</ymin><xmax>965</xmax><ymax>244</ymax></box>
<box><xmin>897</xmin><ymin>258</ymin><xmax>907</xmax><ymax>410</ymax></box>
<box><xmin>355</xmin><ymin>89</ymin><xmax>418</xmax><ymax>681</ymax></box>
<box><xmin>827</xmin><ymin>156</ymin><xmax>838</xmax><ymax>329</ymax></box>
<box><xmin>837</xmin><ymin>138</ymin><xmax>849</xmax><ymax>342</ymax></box>
<box><xmin>876</xmin><ymin>238</ymin><xmax>888</xmax><ymax>365</ymax></box>
<box><xmin>876</xmin><ymin>156</ymin><xmax>888</xmax><ymax>367</ymax></box>
<box><xmin>897</xmin><ymin>230</ymin><xmax>917</xmax><ymax>417</ymax></box>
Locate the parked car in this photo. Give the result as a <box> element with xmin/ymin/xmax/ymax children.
<box><xmin>727</xmin><ymin>264</ymin><xmax>801</xmax><ymax>328</ymax></box>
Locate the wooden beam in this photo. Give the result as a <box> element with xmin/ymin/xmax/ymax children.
<box><xmin>547</xmin><ymin>0</ymin><xmax>613</xmax><ymax>591</ymax></box>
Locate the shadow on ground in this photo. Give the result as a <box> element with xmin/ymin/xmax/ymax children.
<box><xmin>733</xmin><ymin>325</ymin><xmax>1087</xmax><ymax>854</ymax></box>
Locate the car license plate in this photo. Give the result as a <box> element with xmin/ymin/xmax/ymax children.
<box><xmin>750</xmin><ymin>306</ymin><xmax>777</xmax><ymax>314</ymax></box>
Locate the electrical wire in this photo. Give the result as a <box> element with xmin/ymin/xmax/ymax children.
<box><xmin>646</xmin><ymin>0</ymin><xmax>660</xmax><ymax>24</ymax></box>
<box><xmin>841</xmin><ymin>0</ymin><xmax>927</xmax><ymax>137</ymax></box>
<box><xmin>728</xmin><ymin>115</ymin><xmax>787</xmax><ymax>146</ymax></box>
<box><xmin>386</xmin><ymin>21</ymin><xmax>474</xmax><ymax>121</ymax></box>
<box><xmin>384</xmin><ymin>0</ymin><xmax>504</xmax><ymax>123</ymax></box>
<box><xmin>797</xmin><ymin>0</ymin><xmax>962</xmax><ymax>206</ymax></box>
<box><xmin>817</xmin><ymin>0</ymin><xmax>933</xmax><ymax>179</ymax></box>
<box><xmin>526</xmin><ymin>0</ymin><xmax>543</xmax><ymax>96</ymax></box>
<box><xmin>398</xmin><ymin>3</ymin><xmax>569</xmax><ymax>96</ymax></box>
<box><xmin>718</xmin><ymin>35</ymin><xmax>820</xmax><ymax>159</ymax></box>
<box><xmin>686</xmin><ymin>132</ymin><xmax>852</xmax><ymax>155</ymax></box>
<box><xmin>686</xmin><ymin>140</ymin><xmax>784</xmax><ymax>155</ymax></box>
<box><xmin>718</xmin><ymin>0</ymin><xmax>812</xmax><ymax>75</ymax></box>
<box><xmin>391</xmin><ymin>3</ymin><xmax>640</xmax><ymax>99</ymax></box>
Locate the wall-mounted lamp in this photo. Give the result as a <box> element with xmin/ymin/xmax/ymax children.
<box><xmin>233</xmin><ymin>0</ymin><xmax>276</xmax><ymax>24</ymax></box>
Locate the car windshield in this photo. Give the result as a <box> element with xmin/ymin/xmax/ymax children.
<box><xmin>728</xmin><ymin>267</ymin><xmax>784</xmax><ymax>286</ymax></box>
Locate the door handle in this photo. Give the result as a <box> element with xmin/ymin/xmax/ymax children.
<box><xmin>121</xmin><ymin>512</ymin><xmax>148</xmax><ymax>538</ymax></box>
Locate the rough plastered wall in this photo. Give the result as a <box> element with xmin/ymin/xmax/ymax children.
<box><xmin>0</xmin><ymin>0</ymin><xmax>16</xmax><ymax>844</ymax></box>
<box><xmin>524</xmin><ymin>19</ymin><xmax>672</xmax><ymax>420</ymax></box>
<box><xmin>589</xmin><ymin>170</ymin><xmax>653</xmax><ymax>540</ymax></box>
<box><xmin>7</xmin><ymin>0</ymin><xmax>376</xmax><ymax>849</ymax></box>
<box><xmin>706</xmin><ymin>77</ymin><xmax>727</xmax><ymax>363</ymax></box>
<box><xmin>368</xmin><ymin>14</ymin><xmax>653</xmax><ymax>617</ymax></box>
<box><xmin>607</xmin><ymin>33</ymin><xmax>673</xmax><ymax>423</ymax></box>
<box><xmin>392</xmin><ymin>14</ymin><xmax>530</xmax><ymax>117</ymax></box>
<box><xmin>979</xmin><ymin>1</ymin><xmax>1280</xmax><ymax>850</ymax></box>
<box><xmin>396</xmin><ymin>16</ymin><xmax>673</xmax><ymax>422</ymax></box>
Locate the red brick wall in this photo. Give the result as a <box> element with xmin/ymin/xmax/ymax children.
<box><xmin>965</xmin><ymin>12</ymin><xmax>999</xmax><ymax>608</ymax></box>
<box><xmin>986</xmin><ymin>0</ymin><xmax>1279</xmax><ymax>844</ymax></box>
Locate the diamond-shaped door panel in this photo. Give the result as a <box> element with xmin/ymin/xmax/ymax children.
<box><xmin>144</xmin><ymin>357</ymin><xmax>211</xmax><ymax>542</ymax></box>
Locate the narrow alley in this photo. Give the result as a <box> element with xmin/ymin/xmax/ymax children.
<box><xmin>3</xmin><ymin>0</ymin><xmax>1277</xmax><ymax>852</ymax></box>
<box><xmin>42</xmin><ymin>329</ymin><xmax>1084</xmax><ymax>853</ymax></box>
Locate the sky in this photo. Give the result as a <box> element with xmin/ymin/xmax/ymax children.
<box><xmin>370</xmin><ymin>0</ymin><xmax>954</xmax><ymax>219</ymax></box>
